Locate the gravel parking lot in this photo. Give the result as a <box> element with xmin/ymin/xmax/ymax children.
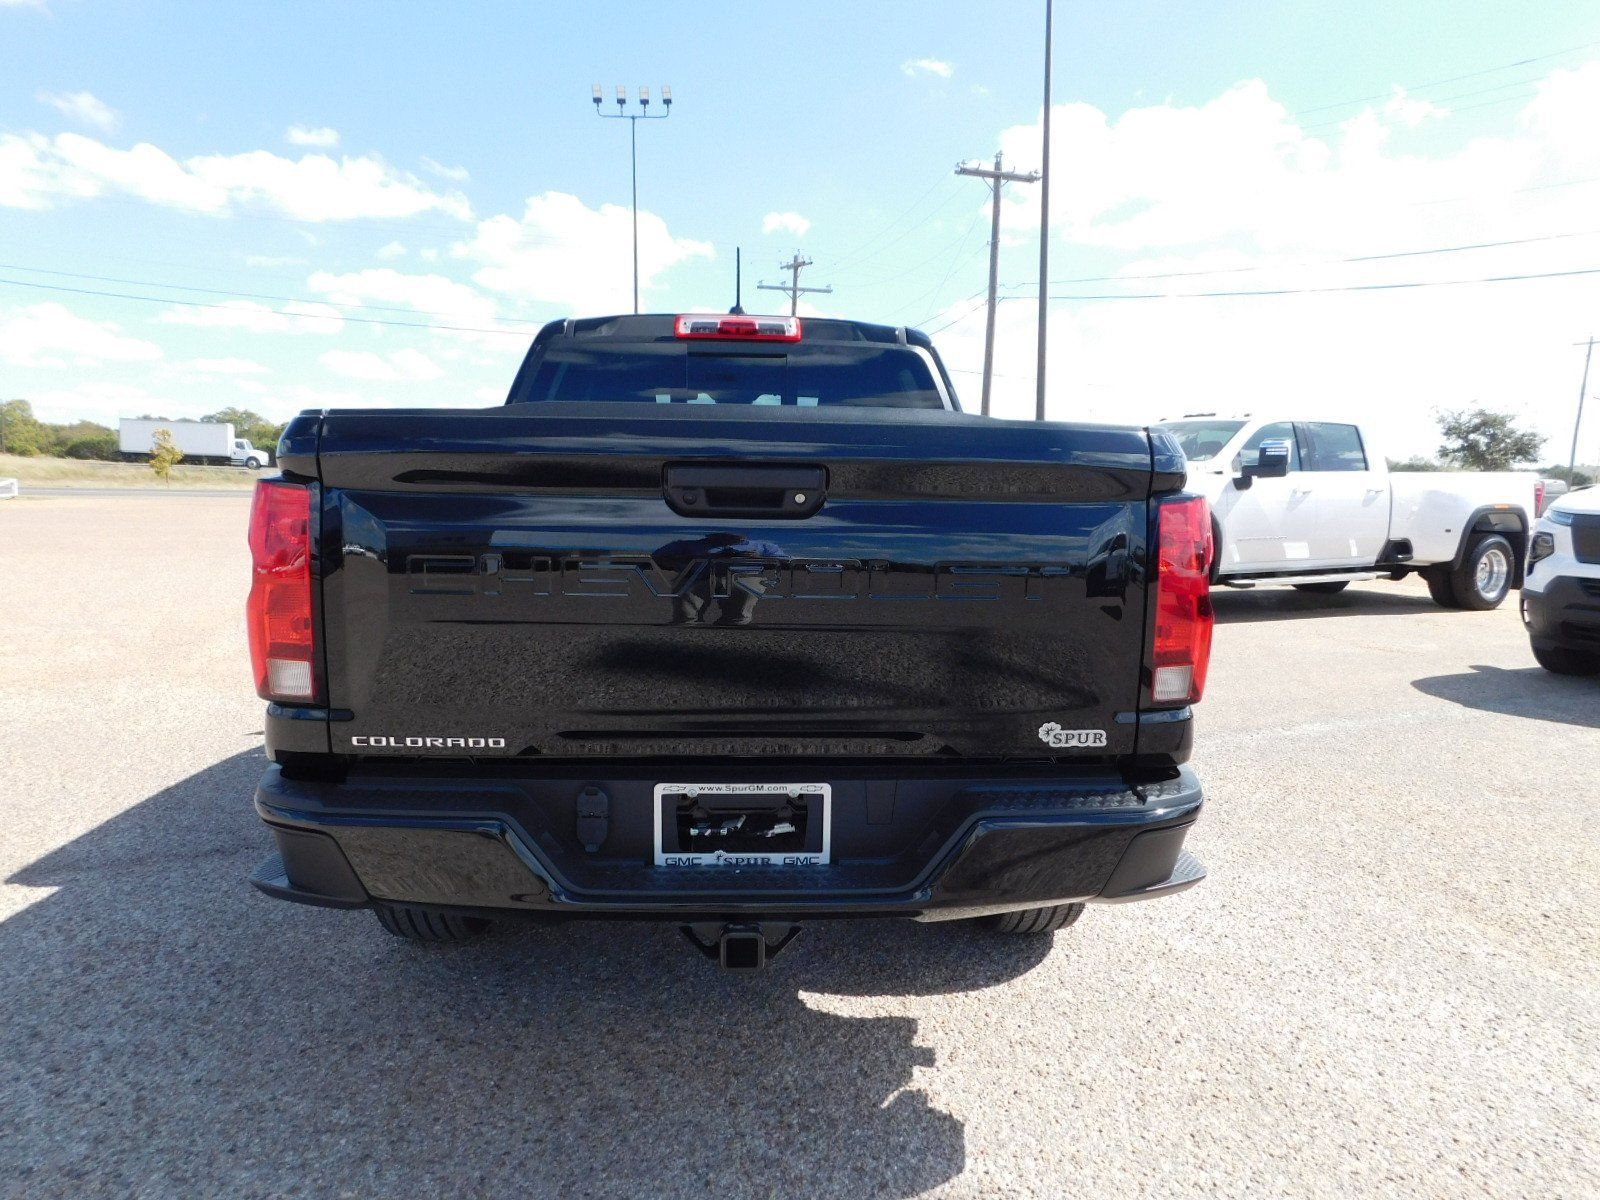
<box><xmin>1</xmin><ymin>494</ymin><xmax>1595</xmax><ymax>1200</ymax></box>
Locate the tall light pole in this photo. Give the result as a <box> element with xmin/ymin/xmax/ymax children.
<box><xmin>1572</xmin><ymin>336</ymin><xmax>1594</xmax><ymax>477</ymax></box>
<box><xmin>592</xmin><ymin>83</ymin><xmax>672</xmax><ymax>314</ymax></box>
<box><xmin>1036</xmin><ymin>0</ymin><xmax>1054</xmax><ymax>421</ymax></box>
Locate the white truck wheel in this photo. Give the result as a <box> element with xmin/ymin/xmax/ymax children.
<box><xmin>1450</xmin><ymin>534</ymin><xmax>1514</xmax><ymax>610</ymax></box>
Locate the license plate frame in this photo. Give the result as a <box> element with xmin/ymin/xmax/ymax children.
<box><xmin>653</xmin><ymin>782</ymin><xmax>831</xmax><ymax>867</ymax></box>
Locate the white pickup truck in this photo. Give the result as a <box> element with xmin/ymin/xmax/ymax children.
<box><xmin>1158</xmin><ymin>414</ymin><xmax>1538</xmax><ymax>609</ymax></box>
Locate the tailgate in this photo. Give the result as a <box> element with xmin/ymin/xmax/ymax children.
<box><xmin>313</xmin><ymin>404</ymin><xmax>1156</xmax><ymax>759</ymax></box>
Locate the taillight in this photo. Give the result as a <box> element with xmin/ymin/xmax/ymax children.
<box><xmin>1151</xmin><ymin>494</ymin><xmax>1214</xmax><ymax>705</ymax></box>
<box><xmin>247</xmin><ymin>480</ymin><xmax>316</xmax><ymax>702</ymax></box>
<box><xmin>674</xmin><ymin>314</ymin><xmax>802</xmax><ymax>341</ymax></box>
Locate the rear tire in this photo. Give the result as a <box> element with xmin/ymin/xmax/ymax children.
<box><xmin>1424</xmin><ymin>568</ymin><xmax>1459</xmax><ymax>608</ymax></box>
<box><xmin>1292</xmin><ymin>581</ymin><xmax>1349</xmax><ymax>595</ymax></box>
<box><xmin>1449</xmin><ymin>533</ymin><xmax>1514</xmax><ymax>610</ymax></box>
<box><xmin>373</xmin><ymin>902</ymin><xmax>493</xmax><ymax>943</ymax></box>
<box><xmin>1532</xmin><ymin>643</ymin><xmax>1600</xmax><ymax>676</ymax></box>
<box><xmin>984</xmin><ymin>903</ymin><xmax>1085</xmax><ymax>934</ymax></box>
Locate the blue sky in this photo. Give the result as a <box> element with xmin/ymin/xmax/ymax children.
<box><xmin>3</xmin><ymin>0</ymin><xmax>1600</xmax><ymax>460</ymax></box>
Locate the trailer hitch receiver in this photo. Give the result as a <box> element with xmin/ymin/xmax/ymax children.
<box><xmin>680</xmin><ymin>922</ymin><xmax>802</xmax><ymax>971</ymax></box>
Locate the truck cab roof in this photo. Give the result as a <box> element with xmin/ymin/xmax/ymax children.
<box><xmin>526</xmin><ymin>313</ymin><xmax>941</xmax><ymax>350</ymax></box>
<box><xmin>505</xmin><ymin>313</ymin><xmax>962</xmax><ymax>411</ymax></box>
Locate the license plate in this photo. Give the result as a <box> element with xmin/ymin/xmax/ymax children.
<box><xmin>653</xmin><ymin>783</ymin><xmax>831</xmax><ymax>867</ymax></box>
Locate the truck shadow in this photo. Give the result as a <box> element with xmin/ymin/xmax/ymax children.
<box><xmin>1</xmin><ymin>750</ymin><xmax>1052</xmax><ymax>1199</ymax></box>
<box><xmin>1411</xmin><ymin>663</ymin><xmax>1600</xmax><ymax>729</ymax></box>
<box><xmin>1212</xmin><ymin>586</ymin><xmax>1438</xmax><ymax>625</ymax></box>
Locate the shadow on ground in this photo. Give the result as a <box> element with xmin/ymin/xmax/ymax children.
<box><xmin>1212</xmin><ymin>585</ymin><xmax>1439</xmax><ymax>625</ymax></box>
<box><xmin>0</xmin><ymin>751</ymin><xmax>1054</xmax><ymax>1199</ymax></box>
<box><xmin>1412</xmin><ymin>663</ymin><xmax>1600</xmax><ymax>730</ymax></box>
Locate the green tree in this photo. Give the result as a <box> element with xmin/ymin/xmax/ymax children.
<box><xmin>1388</xmin><ymin>456</ymin><xmax>1443</xmax><ymax>472</ymax></box>
<box><xmin>61</xmin><ymin>432</ymin><xmax>120</xmax><ymax>460</ymax></box>
<box><xmin>1436</xmin><ymin>408</ymin><xmax>1544</xmax><ymax>471</ymax></box>
<box><xmin>203</xmin><ymin>407</ymin><xmax>285</xmax><ymax>454</ymax></box>
<box><xmin>1540</xmin><ymin>463</ymin><xmax>1595</xmax><ymax>487</ymax></box>
<box><xmin>149</xmin><ymin>428</ymin><xmax>184</xmax><ymax>482</ymax></box>
<box><xmin>0</xmin><ymin>399</ymin><xmax>52</xmax><ymax>456</ymax></box>
<box><xmin>48</xmin><ymin>420</ymin><xmax>119</xmax><ymax>460</ymax></box>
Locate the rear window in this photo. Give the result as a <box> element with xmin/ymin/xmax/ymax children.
<box><xmin>1305</xmin><ymin>422</ymin><xmax>1369</xmax><ymax>471</ymax></box>
<box><xmin>1159</xmin><ymin>420</ymin><xmax>1245</xmax><ymax>462</ymax></box>
<box><xmin>510</xmin><ymin>344</ymin><xmax>946</xmax><ymax>409</ymax></box>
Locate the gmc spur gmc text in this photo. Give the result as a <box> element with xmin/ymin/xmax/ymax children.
<box><xmin>246</xmin><ymin>313</ymin><xmax>1213</xmax><ymax>970</ymax></box>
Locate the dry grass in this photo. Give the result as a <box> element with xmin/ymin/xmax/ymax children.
<box><xmin>0</xmin><ymin>452</ymin><xmax>259</xmax><ymax>489</ymax></box>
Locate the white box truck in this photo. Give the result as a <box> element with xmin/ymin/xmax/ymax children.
<box><xmin>117</xmin><ymin>419</ymin><xmax>272</xmax><ymax>468</ymax></box>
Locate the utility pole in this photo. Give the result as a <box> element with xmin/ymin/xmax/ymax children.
<box><xmin>956</xmin><ymin>152</ymin><xmax>1039</xmax><ymax>416</ymax></box>
<box><xmin>1036</xmin><ymin>0</ymin><xmax>1055</xmax><ymax>421</ymax></box>
<box><xmin>1572</xmin><ymin>336</ymin><xmax>1594</xmax><ymax>476</ymax></box>
<box><xmin>757</xmin><ymin>253</ymin><xmax>832</xmax><ymax>316</ymax></box>
<box><xmin>592</xmin><ymin>83</ymin><xmax>673</xmax><ymax>314</ymax></box>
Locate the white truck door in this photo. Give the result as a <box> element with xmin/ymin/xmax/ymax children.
<box><xmin>1299</xmin><ymin>422</ymin><xmax>1390</xmax><ymax>566</ymax></box>
<box><xmin>1212</xmin><ymin>421</ymin><xmax>1319</xmax><ymax>571</ymax></box>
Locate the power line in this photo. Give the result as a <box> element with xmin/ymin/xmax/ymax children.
<box><xmin>1299</xmin><ymin>74</ymin><xmax>1551</xmax><ymax>133</ymax></box>
<box><xmin>0</xmin><ymin>275</ymin><xmax>538</xmax><ymax>335</ymax></box>
<box><xmin>836</xmin><ymin>220</ymin><xmax>1004</xmax><ymax>289</ymax></box>
<box><xmin>828</xmin><ymin>186</ymin><xmax>971</xmax><ymax>277</ymax></box>
<box><xmin>878</xmin><ymin>218</ymin><xmax>986</xmax><ymax>325</ymax></box>
<box><xmin>920</xmin><ymin>288</ymin><xmax>991</xmax><ymax>337</ymax></box>
<box><xmin>1411</xmin><ymin>173</ymin><xmax>1600</xmax><ymax>208</ymax></box>
<box><xmin>1046</xmin><ymin>227</ymin><xmax>1600</xmax><ymax>286</ymax></box>
<box><xmin>1005</xmin><ymin>263</ymin><xmax>1600</xmax><ymax>302</ymax></box>
<box><xmin>0</xmin><ymin>260</ymin><xmax>530</xmax><ymax>324</ymax></box>
<box><xmin>1292</xmin><ymin>38</ymin><xmax>1600</xmax><ymax>116</ymax></box>
<box><xmin>826</xmin><ymin>175</ymin><xmax>961</xmax><ymax>273</ymax></box>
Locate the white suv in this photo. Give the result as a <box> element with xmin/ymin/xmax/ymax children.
<box><xmin>1522</xmin><ymin>485</ymin><xmax>1600</xmax><ymax>675</ymax></box>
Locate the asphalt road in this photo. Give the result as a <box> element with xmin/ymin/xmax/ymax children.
<box><xmin>0</xmin><ymin>496</ymin><xmax>1595</xmax><ymax>1200</ymax></box>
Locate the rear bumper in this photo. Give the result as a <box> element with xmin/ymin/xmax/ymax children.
<box><xmin>1522</xmin><ymin>575</ymin><xmax>1600</xmax><ymax>652</ymax></box>
<box><xmin>250</xmin><ymin>761</ymin><xmax>1205</xmax><ymax>922</ymax></box>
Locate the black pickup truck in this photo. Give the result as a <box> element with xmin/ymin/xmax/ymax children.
<box><xmin>247</xmin><ymin>313</ymin><xmax>1212</xmax><ymax>969</ymax></box>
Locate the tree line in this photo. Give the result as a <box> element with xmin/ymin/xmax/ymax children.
<box><xmin>0</xmin><ymin>401</ymin><xmax>287</xmax><ymax>461</ymax></box>
<box><xmin>1389</xmin><ymin>407</ymin><xmax>1593</xmax><ymax>485</ymax></box>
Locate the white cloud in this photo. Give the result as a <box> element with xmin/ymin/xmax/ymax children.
<box><xmin>184</xmin><ymin>356</ymin><xmax>271</xmax><ymax>376</ymax></box>
<box><xmin>320</xmin><ymin>347</ymin><xmax>443</xmax><ymax>382</ymax></box>
<box><xmin>25</xmin><ymin>382</ymin><xmax>166</xmax><ymax>426</ymax></box>
<box><xmin>1382</xmin><ymin>86</ymin><xmax>1447</xmax><ymax>129</ymax></box>
<box><xmin>159</xmin><ymin>299</ymin><xmax>346</xmax><ymax>334</ymax></box>
<box><xmin>762</xmin><ymin>210</ymin><xmax>812</xmax><ymax>237</ymax></box>
<box><xmin>376</xmin><ymin>240</ymin><xmax>406</xmax><ymax>260</ymax></box>
<box><xmin>0</xmin><ymin>131</ymin><xmax>472</xmax><ymax>222</ymax></box>
<box><xmin>37</xmin><ymin>91</ymin><xmax>119</xmax><ymax>132</ymax></box>
<box><xmin>305</xmin><ymin>267</ymin><xmax>500</xmax><ymax>327</ymax></box>
<box><xmin>930</xmin><ymin>61</ymin><xmax>1600</xmax><ymax>460</ymax></box>
<box><xmin>0</xmin><ymin>302</ymin><xmax>163</xmax><ymax>367</ymax></box>
<box><xmin>902</xmin><ymin>58</ymin><xmax>954</xmax><ymax>79</ymax></box>
<box><xmin>455</xmin><ymin>190</ymin><xmax>714</xmax><ymax>312</ymax></box>
<box><xmin>421</xmin><ymin>156</ymin><xmax>470</xmax><ymax>182</ymax></box>
<box><xmin>286</xmin><ymin>125</ymin><xmax>339</xmax><ymax>148</ymax></box>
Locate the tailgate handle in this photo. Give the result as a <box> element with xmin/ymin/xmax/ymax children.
<box><xmin>664</xmin><ymin>464</ymin><xmax>827</xmax><ymax>519</ymax></box>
